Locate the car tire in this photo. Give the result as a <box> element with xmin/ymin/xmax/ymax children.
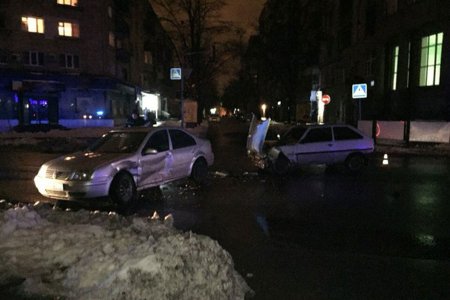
<box><xmin>55</xmin><ymin>200</ymin><xmax>71</xmax><ymax>210</ymax></box>
<box><xmin>273</xmin><ymin>154</ymin><xmax>290</xmax><ymax>175</ymax></box>
<box><xmin>191</xmin><ymin>158</ymin><xmax>208</xmax><ymax>184</ymax></box>
<box><xmin>345</xmin><ymin>153</ymin><xmax>366</xmax><ymax>172</ymax></box>
<box><xmin>109</xmin><ymin>172</ymin><xmax>136</xmax><ymax>207</ymax></box>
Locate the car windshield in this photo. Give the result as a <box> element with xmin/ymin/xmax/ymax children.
<box><xmin>88</xmin><ymin>132</ymin><xmax>148</xmax><ymax>153</ymax></box>
<box><xmin>279</xmin><ymin>127</ymin><xmax>307</xmax><ymax>145</ymax></box>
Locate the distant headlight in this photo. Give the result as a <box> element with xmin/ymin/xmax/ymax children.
<box><xmin>69</xmin><ymin>171</ymin><xmax>92</xmax><ymax>181</ymax></box>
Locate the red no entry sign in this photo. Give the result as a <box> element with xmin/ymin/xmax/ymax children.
<box><xmin>322</xmin><ymin>94</ymin><xmax>331</xmax><ymax>105</ymax></box>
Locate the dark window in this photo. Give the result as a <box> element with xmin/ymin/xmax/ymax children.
<box><xmin>169</xmin><ymin>129</ymin><xmax>196</xmax><ymax>149</ymax></box>
<box><xmin>60</xmin><ymin>53</ymin><xmax>79</xmax><ymax>68</ymax></box>
<box><xmin>0</xmin><ymin>51</ymin><xmax>6</xmax><ymax>64</ymax></box>
<box><xmin>333</xmin><ymin>126</ymin><xmax>363</xmax><ymax>140</ymax></box>
<box><xmin>23</xmin><ymin>51</ymin><xmax>44</xmax><ymax>66</ymax></box>
<box><xmin>282</xmin><ymin>127</ymin><xmax>307</xmax><ymax>144</ymax></box>
<box><xmin>365</xmin><ymin>1</ymin><xmax>376</xmax><ymax>36</ymax></box>
<box><xmin>301</xmin><ymin>127</ymin><xmax>332</xmax><ymax>143</ymax></box>
<box><xmin>145</xmin><ymin>130</ymin><xmax>169</xmax><ymax>152</ymax></box>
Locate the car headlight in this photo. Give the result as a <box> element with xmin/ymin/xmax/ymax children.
<box><xmin>69</xmin><ymin>171</ymin><xmax>92</xmax><ymax>181</ymax></box>
<box><xmin>37</xmin><ymin>165</ymin><xmax>47</xmax><ymax>177</ymax></box>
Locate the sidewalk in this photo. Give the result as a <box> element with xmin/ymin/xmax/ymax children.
<box><xmin>375</xmin><ymin>138</ymin><xmax>450</xmax><ymax>157</ymax></box>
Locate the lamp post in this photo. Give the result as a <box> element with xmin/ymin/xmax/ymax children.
<box><xmin>277</xmin><ymin>101</ymin><xmax>281</xmax><ymax>121</ymax></box>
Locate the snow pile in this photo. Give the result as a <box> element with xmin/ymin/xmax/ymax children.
<box><xmin>0</xmin><ymin>203</ymin><xmax>252</xmax><ymax>299</ymax></box>
<box><xmin>0</xmin><ymin>127</ymin><xmax>110</xmax><ymax>139</ymax></box>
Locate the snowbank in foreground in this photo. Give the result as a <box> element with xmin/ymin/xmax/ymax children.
<box><xmin>0</xmin><ymin>203</ymin><xmax>251</xmax><ymax>299</ymax></box>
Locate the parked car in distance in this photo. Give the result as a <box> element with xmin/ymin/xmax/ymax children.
<box><xmin>34</xmin><ymin>126</ymin><xmax>214</xmax><ymax>207</ymax></box>
<box><xmin>247</xmin><ymin>118</ymin><xmax>374</xmax><ymax>174</ymax></box>
<box><xmin>208</xmin><ymin>114</ymin><xmax>221</xmax><ymax>122</ymax></box>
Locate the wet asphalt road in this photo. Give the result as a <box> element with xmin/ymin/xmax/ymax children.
<box><xmin>1</xmin><ymin>118</ymin><xmax>450</xmax><ymax>299</ymax></box>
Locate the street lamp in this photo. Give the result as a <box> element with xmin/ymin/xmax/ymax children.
<box><xmin>277</xmin><ymin>101</ymin><xmax>282</xmax><ymax>121</ymax></box>
<box><xmin>261</xmin><ymin>104</ymin><xmax>267</xmax><ymax>120</ymax></box>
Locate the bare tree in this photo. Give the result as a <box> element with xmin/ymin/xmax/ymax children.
<box><xmin>149</xmin><ymin>0</ymin><xmax>242</xmax><ymax>122</ymax></box>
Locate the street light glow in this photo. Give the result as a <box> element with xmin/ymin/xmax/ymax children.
<box><xmin>261</xmin><ymin>104</ymin><xmax>267</xmax><ymax>120</ymax></box>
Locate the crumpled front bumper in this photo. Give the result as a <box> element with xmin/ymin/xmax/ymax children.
<box><xmin>34</xmin><ymin>176</ymin><xmax>110</xmax><ymax>200</ymax></box>
<box><xmin>247</xmin><ymin>151</ymin><xmax>269</xmax><ymax>170</ymax></box>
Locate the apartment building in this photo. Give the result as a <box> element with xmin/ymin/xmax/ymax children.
<box><xmin>0</xmin><ymin>0</ymin><xmax>173</xmax><ymax>128</ymax></box>
<box><xmin>319</xmin><ymin>0</ymin><xmax>449</xmax><ymax>123</ymax></box>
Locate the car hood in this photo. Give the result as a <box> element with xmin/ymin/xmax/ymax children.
<box><xmin>246</xmin><ymin>114</ymin><xmax>270</xmax><ymax>155</ymax></box>
<box><xmin>45</xmin><ymin>152</ymin><xmax>132</xmax><ymax>171</ymax></box>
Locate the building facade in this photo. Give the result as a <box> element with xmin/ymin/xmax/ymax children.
<box><xmin>0</xmin><ymin>0</ymin><xmax>174</xmax><ymax>129</ymax></box>
<box><xmin>319</xmin><ymin>0</ymin><xmax>450</xmax><ymax>123</ymax></box>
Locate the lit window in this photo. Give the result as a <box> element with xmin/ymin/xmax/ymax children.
<box><xmin>60</xmin><ymin>53</ymin><xmax>79</xmax><ymax>69</ymax></box>
<box><xmin>391</xmin><ymin>46</ymin><xmax>399</xmax><ymax>90</ymax></box>
<box><xmin>420</xmin><ymin>32</ymin><xmax>443</xmax><ymax>86</ymax></box>
<box><xmin>58</xmin><ymin>22</ymin><xmax>79</xmax><ymax>37</ymax></box>
<box><xmin>21</xmin><ymin>17</ymin><xmax>44</xmax><ymax>33</ymax></box>
<box><xmin>57</xmin><ymin>0</ymin><xmax>78</xmax><ymax>6</ymax></box>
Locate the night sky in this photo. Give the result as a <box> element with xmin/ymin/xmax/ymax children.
<box><xmin>221</xmin><ymin>0</ymin><xmax>266</xmax><ymax>37</ymax></box>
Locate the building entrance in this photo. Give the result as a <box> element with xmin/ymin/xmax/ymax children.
<box><xmin>21</xmin><ymin>95</ymin><xmax>58</xmax><ymax>126</ymax></box>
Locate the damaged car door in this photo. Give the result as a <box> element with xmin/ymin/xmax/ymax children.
<box><xmin>138</xmin><ymin>129</ymin><xmax>173</xmax><ymax>188</ymax></box>
<box><xmin>168</xmin><ymin>129</ymin><xmax>197</xmax><ymax>179</ymax></box>
<box><xmin>295</xmin><ymin>127</ymin><xmax>334</xmax><ymax>165</ymax></box>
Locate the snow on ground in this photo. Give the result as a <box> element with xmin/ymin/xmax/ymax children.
<box><xmin>0</xmin><ymin>201</ymin><xmax>252</xmax><ymax>299</ymax></box>
<box><xmin>0</xmin><ymin>121</ymin><xmax>209</xmax><ymax>147</ymax></box>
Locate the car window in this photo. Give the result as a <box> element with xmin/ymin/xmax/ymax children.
<box><xmin>89</xmin><ymin>132</ymin><xmax>147</xmax><ymax>153</ymax></box>
<box><xmin>300</xmin><ymin>127</ymin><xmax>332</xmax><ymax>143</ymax></box>
<box><xmin>144</xmin><ymin>130</ymin><xmax>169</xmax><ymax>152</ymax></box>
<box><xmin>169</xmin><ymin>129</ymin><xmax>196</xmax><ymax>149</ymax></box>
<box><xmin>333</xmin><ymin>126</ymin><xmax>363</xmax><ymax>140</ymax></box>
<box><xmin>282</xmin><ymin>127</ymin><xmax>307</xmax><ymax>144</ymax></box>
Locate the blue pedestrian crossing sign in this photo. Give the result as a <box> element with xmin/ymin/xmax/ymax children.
<box><xmin>170</xmin><ymin>68</ymin><xmax>182</xmax><ymax>80</ymax></box>
<box><xmin>352</xmin><ymin>83</ymin><xmax>367</xmax><ymax>99</ymax></box>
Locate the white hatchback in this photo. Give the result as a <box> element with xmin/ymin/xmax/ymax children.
<box><xmin>247</xmin><ymin>119</ymin><xmax>374</xmax><ymax>174</ymax></box>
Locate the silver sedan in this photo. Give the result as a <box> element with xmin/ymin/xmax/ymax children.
<box><xmin>34</xmin><ymin>126</ymin><xmax>214</xmax><ymax>206</ymax></box>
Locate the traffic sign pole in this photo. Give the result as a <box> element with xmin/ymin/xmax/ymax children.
<box><xmin>359</xmin><ymin>100</ymin><xmax>362</xmax><ymax>121</ymax></box>
<box><xmin>352</xmin><ymin>84</ymin><xmax>367</xmax><ymax>121</ymax></box>
<box><xmin>181</xmin><ymin>75</ymin><xmax>184</xmax><ymax>127</ymax></box>
<box><xmin>170</xmin><ymin>68</ymin><xmax>185</xmax><ymax>127</ymax></box>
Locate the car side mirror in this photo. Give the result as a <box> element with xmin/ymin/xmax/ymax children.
<box><xmin>143</xmin><ymin>148</ymin><xmax>158</xmax><ymax>155</ymax></box>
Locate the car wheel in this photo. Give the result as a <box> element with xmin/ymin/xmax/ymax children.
<box><xmin>191</xmin><ymin>158</ymin><xmax>208</xmax><ymax>184</ymax></box>
<box><xmin>273</xmin><ymin>154</ymin><xmax>290</xmax><ymax>175</ymax></box>
<box><xmin>110</xmin><ymin>172</ymin><xmax>136</xmax><ymax>207</ymax></box>
<box><xmin>55</xmin><ymin>200</ymin><xmax>71</xmax><ymax>210</ymax></box>
<box><xmin>345</xmin><ymin>153</ymin><xmax>366</xmax><ymax>172</ymax></box>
